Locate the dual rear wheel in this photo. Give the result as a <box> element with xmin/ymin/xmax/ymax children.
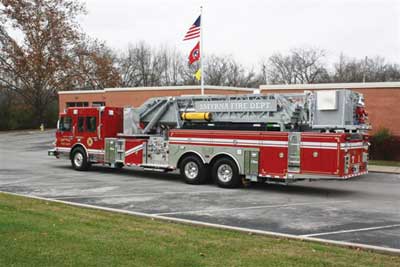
<box><xmin>180</xmin><ymin>155</ymin><xmax>242</xmax><ymax>188</ymax></box>
<box><xmin>71</xmin><ymin>148</ymin><xmax>242</xmax><ymax>188</ymax></box>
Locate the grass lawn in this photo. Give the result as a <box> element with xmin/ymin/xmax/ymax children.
<box><xmin>369</xmin><ymin>160</ymin><xmax>400</xmax><ymax>167</ymax></box>
<box><xmin>0</xmin><ymin>193</ymin><xmax>399</xmax><ymax>267</ymax></box>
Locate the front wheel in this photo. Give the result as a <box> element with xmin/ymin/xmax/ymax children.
<box><xmin>180</xmin><ymin>155</ymin><xmax>208</xmax><ymax>185</ymax></box>
<box><xmin>71</xmin><ymin>147</ymin><xmax>90</xmax><ymax>171</ymax></box>
<box><xmin>212</xmin><ymin>157</ymin><xmax>242</xmax><ymax>188</ymax></box>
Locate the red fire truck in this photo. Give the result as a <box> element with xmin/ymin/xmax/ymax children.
<box><xmin>49</xmin><ymin>90</ymin><xmax>369</xmax><ymax>188</ymax></box>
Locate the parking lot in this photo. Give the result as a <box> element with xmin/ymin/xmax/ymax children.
<box><xmin>1</xmin><ymin>130</ymin><xmax>400</xmax><ymax>251</ymax></box>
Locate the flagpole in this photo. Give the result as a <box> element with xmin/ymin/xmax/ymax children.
<box><xmin>200</xmin><ymin>6</ymin><xmax>204</xmax><ymax>95</ymax></box>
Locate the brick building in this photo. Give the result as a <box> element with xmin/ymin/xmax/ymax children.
<box><xmin>59</xmin><ymin>82</ymin><xmax>400</xmax><ymax>136</ymax></box>
<box><xmin>58</xmin><ymin>85</ymin><xmax>255</xmax><ymax>109</ymax></box>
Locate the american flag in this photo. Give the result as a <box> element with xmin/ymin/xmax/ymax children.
<box><xmin>183</xmin><ymin>15</ymin><xmax>201</xmax><ymax>41</ymax></box>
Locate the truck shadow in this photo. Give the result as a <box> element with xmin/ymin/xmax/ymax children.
<box><xmin>54</xmin><ymin>165</ymin><xmax>357</xmax><ymax>198</ymax></box>
<box><xmin>250</xmin><ymin>183</ymin><xmax>357</xmax><ymax>198</ymax></box>
<box><xmin>55</xmin><ymin>165</ymin><xmax>182</xmax><ymax>183</ymax></box>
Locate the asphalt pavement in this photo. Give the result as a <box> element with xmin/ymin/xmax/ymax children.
<box><xmin>1</xmin><ymin>130</ymin><xmax>400</xmax><ymax>251</ymax></box>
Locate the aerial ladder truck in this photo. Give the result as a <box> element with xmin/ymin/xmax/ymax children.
<box><xmin>49</xmin><ymin>89</ymin><xmax>370</xmax><ymax>188</ymax></box>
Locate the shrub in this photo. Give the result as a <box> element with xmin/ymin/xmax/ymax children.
<box><xmin>369</xmin><ymin>128</ymin><xmax>400</xmax><ymax>161</ymax></box>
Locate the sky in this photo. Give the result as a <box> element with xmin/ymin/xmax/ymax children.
<box><xmin>80</xmin><ymin>0</ymin><xmax>400</xmax><ymax>68</ymax></box>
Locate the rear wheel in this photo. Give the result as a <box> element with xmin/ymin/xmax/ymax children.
<box><xmin>180</xmin><ymin>155</ymin><xmax>208</xmax><ymax>185</ymax></box>
<box><xmin>212</xmin><ymin>157</ymin><xmax>241</xmax><ymax>188</ymax></box>
<box><xmin>71</xmin><ymin>147</ymin><xmax>90</xmax><ymax>171</ymax></box>
<box><xmin>115</xmin><ymin>162</ymin><xmax>124</xmax><ymax>169</ymax></box>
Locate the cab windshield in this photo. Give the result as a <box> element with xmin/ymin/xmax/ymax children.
<box><xmin>58</xmin><ymin>116</ymin><xmax>72</xmax><ymax>132</ymax></box>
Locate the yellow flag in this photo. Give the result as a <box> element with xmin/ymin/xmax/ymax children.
<box><xmin>195</xmin><ymin>68</ymin><xmax>201</xmax><ymax>81</ymax></box>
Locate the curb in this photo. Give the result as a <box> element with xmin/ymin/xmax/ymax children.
<box><xmin>369</xmin><ymin>170</ymin><xmax>400</xmax><ymax>174</ymax></box>
<box><xmin>368</xmin><ymin>166</ymin><xmax>400</xmax><ymax>175</ymax></box>
<box><xmin>1</xmin><ymin>191</ymin><xmax>400</xmax><ymax>256</ymax></box>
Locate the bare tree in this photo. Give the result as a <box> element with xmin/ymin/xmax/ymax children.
<box><xmin>291</xmin><ymin>47</ymin><xmax>329</xmax><ymax>83</ymax></box>
<box><xmin>263</xmin><ymin>47</ymin><xmax>329</xmax><ymax>84</ymax></box>
<box><xmin>118</xmin><ymin>42</ymin><xmax>166</xmax><ymax>87</ymax></box>
<box><xmin>333</xmin><ymin>54</ymin><xmax>400</xmax><ymax>83</ymax></box>
<box><xmin>203</xmin><ymin>55</ymin><xmax>260</xmax><ymax>87</ymax></box>
<box><xmin>72</xmin><ymin>36</ymin><xmax>121</xmax><ymax>90</ymax></box>
<box><xmin>263</xmin><ymin>53</ymin><xmax>297</xmax><ymax>84</ymax></box>
<box><xmin>0</xmin><ymin>0</ymin><xmax>85</xmax><ymax>125</ymax></box>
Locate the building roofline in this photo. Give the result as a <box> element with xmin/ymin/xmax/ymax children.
<box><xmin>58</xmin><ymin>85</ymin><xmax>256</xmax><ymax>95</ymax></box>
<box><xmin>58</xmin><ymin>90</ymin><xmax>105</xmax><ymax>95</ymax></box>
<box><xmin>260</xmin><ymin>82</ymin><xmax>400</xmax><ymax>90</ymax></box>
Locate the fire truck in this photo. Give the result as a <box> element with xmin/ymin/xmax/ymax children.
<box><xmin>48</xmin><ymin>89</ymin><xmax>370</xmax><ymax>188</ymax></box>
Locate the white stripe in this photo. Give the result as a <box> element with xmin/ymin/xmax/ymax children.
<box><xmin>169</xmin><ymin>137</ymin><xmax>288</xmax><ymax>147</ymax></box>
<box><xmin>56</xmin><ymin>147</ymin><xmax>70</xmax><ymax>152</ymax></box>
<box><xmin>155</xmin><ymin>200</ymin><xmax>351</xmax><ymax>216</ymax></box>
<box><xmin>56</xmin><ymin>147</ymin><xmax>104</xmax><ymax>154</ymax></box>
<box><xmin>53</xmin><ymin>190</ymin><xmax>227</xmax><ymax>200</ymax></box>
<box><xmin>301</xmin><ymin>142</ymin><xmax>337</xmax><ymax>147</ymax></box>
<box><xmin>169</xmin><ymin>141</ymin><xmax>287</xmax><ymax>148</ymax></box>
<box><xmin>302</xmin><ymin>224</ymin><xmax>400</xmax><ymax>237</ymax></box>
<box><xmin>88</xmin><ymin>149</ymin><xmax>104</xmax><ymax>154</ymax></box>
<box><xmin>125</xmin><ymin>144</ymin><xmax>144</xmax><ymax>156</ymax></box>
<box><xmin>301</xmin><ymin>146</ymin><xmax>337</xmax><ymax>150</ymax></box>
<box><xmin>341</xmin><ymin>142</ymin><xmax>364</xmax><ymax>148</ymax></box>
<box><xmin>341</xmin><ymin>146</ymin><xmax>364</xmax><ymax>150</ymax></box>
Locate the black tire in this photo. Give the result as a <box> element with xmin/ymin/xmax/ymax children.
<box><xmin>180</xmin><ymin>155</ymin><xmax>208</xmax><ymax>185</ymax></box>
<box><xmin>212</xmin><ymin>157</ymin><xmax>241</xmax><ymax>188</ymax></box>
<box><xmin>115</xmin><ymin>162</ymin><xmax>124</xmax><ymax>169</ymax></box>
<box><xmin>71</xmin><ymin>147</ymin><xmax>90</xmax><ymax>171</ymax></box>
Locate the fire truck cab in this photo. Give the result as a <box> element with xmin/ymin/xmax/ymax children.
<box><xmin>51</xmin><ymin>107</ymin><xmax>123</xmax><ymax>169</ymax></box>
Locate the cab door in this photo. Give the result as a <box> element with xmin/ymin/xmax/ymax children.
<box><xmin>76</xmin><ymin>109</ymin><xmax>101</xmax><ymax>151</ymax></box>
<box><xmin>56</xmin><ymin>115</ymin><xmax>74</xmax><ymax>148</ymax></box>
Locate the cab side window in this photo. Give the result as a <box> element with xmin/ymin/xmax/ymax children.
<box><xmin>78</xmin><ymin>117</ymin><xmax>85</xmax><ymax>132</ymax></box>
<box><xmin>86</xmin><ymin>116</ymin><xmax>97</xmax><ymax>132</ymax></box>
<box><xmin>59</xmin><ymin>117</ymin><xmax>72</xmax><ymax>132</ymax></box>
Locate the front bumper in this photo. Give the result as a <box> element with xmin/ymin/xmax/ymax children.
<box><xmin>48</xmin><ymin>149</ymin><xmax>59</xmax><ymax>157</ymax></box>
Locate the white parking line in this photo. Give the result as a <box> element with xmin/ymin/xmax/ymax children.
<box><xmin>301</xmin><ymin>224</ymin><xmax>400</xmax><ymax>237</ymax></box>
<box><xmin>154</xmin><ymin>200</ymin><xmax>351</xmax><ymax>216</ymax></box>
<box><xmin>52</xmin><ymin>190</ymin><xmax>230</xmax><ymax>200</ymax></box>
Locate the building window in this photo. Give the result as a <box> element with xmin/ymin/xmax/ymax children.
<box><xmin>66</xmin><ymin>102</ymin><xmax>89</xmax><ymax>108</ymax></box>
<box><xmin>92</xmin><ymin>102</ymin><xmax>105</xmax><ymax>107</ymax></box>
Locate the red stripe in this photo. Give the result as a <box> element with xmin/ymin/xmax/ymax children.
<box><xmin>183</xmin><ymin>35</ymin><xmax>200</xmax><ymax>41</ymax></box>
<box><xmin>186</xmin><ymin>30</ymin><xmax>200</xmax><ymax>36</ymax></box>
<box><xmin>184</xmin><ymin>29</ymin><xmax>200</xmax><ymax>38</ymax></box>
<box><xmin>184</xmin><ymin>33</ymin><xmax>200</xmax><ymax>39</ymax></box>
<box><xmin>187</xmin><ymin>27</ymin><xmax>200</xmax><ymax>33</ymax></box>
<box><xmin>184</xmin><ymin>31</ymin><xmax>200</xmax><ymax>38</ymax></box>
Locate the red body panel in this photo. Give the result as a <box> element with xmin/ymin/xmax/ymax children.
<box><xmin>259</xmin><ymin>146</ymin><xmax>288</xmax><ymax>176</ymax></box>
<box><xmin>169</xmin><ymin>129</ymin><xmax>368</xmax><ymax>179</ymax></box>
<box><xmin>124</xmin><ymin>138</ymin><xmax>146</xmax><ymax>166</ymax></box>
<box><xmin>300</xmin><ymin>134</ymin><xmax>341</xmax><ymax>175</ymax></box>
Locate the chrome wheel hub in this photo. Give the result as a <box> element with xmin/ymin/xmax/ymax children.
<box><xmin>74</xmin><ymin>152</ymin><xmax>83</xmax><ymax>167</ymax></box>
<box><xmin>184</xmin><ymin>162</ymin><xmax>199</xmax><ymax>179</ymax></box>
<box><xmin>217</xmin><ymin>164</ymin><xmax>233</xmax><ymax>182</ymax></box>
